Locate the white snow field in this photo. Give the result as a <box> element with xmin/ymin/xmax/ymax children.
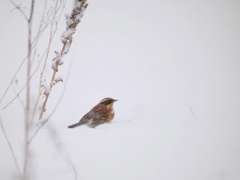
<box><xmin>0</xmin><ymin>0</ymin><xmax>240</xmax><ymax>180</ymax></box>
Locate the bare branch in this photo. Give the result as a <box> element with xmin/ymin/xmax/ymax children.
<box><xmin>0</xmin><ymin>115</ymin><xmax>22</xmax><ymax>179</ymax></box>
<box><xmin>29</xmin><ymin>52</ymin><xmax>74</xmax><ymax>144</ymax></box>
<box><xmin>28</xmin><ymin>0</ymin><xmax>35</xmax><ymax>22</ymax></box>
<box><xmin>23</xmin><ymin>0</ymin><xmax>35</xmax><ymax>178</ymax></box>
<box><xmin>190</xmin><ymin>107</ymin><xmax>197</xmax><ymax>119</ymax></box>
<box><xmin>8</xmin><ymin>0</ymin><xmax>28</xmax><ymax>21</ymax></box>
<box><xmin>68</xmin><ymin>156</ymin><xmax>78</xmax><ymax>180</ymax></box>
<box><xmin>1</xmin><ymin>0</ymin><xmax>66</xmax><ymax>104</ymax></box>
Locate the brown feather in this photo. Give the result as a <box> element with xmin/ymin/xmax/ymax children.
<box><xmin>68</xmin><ymin>98</ymin><xmax>117</xmax><ymax>128</ymax></box>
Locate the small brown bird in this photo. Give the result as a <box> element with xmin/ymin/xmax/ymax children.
<box><xmin>68</xmin><ymin>97</ymin><xmax>117</xmax><ymax>128</ymax></box>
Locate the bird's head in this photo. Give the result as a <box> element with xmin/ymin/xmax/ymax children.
<box><xmin>100</xmin><ymin>97</ymin><xmax>117</xmax><ymax>109</ymax></box>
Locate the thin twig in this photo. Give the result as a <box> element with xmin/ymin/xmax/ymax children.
<box><xmin>12</xmin><ymin>83</ymin><xmax>25</xmax><ymax>110</ymax></box>
<box><xmin>190</xmin><ymin>107</ymin><xmax>196</xmax><ymax>119</ymax></box>
<box><xmin>23</xmin><ymin>0</ymin><xmax>35</xmax><ymax>179</ymax></box>
<box><xmin>29</xmin><ymin>54</ymin><xmax>73</xmax><ymax>144</ymax></box>
<box><xmin>0</xmin><ymin>115</ymin><xmax>22</xmax><ymax>179</ymax></box>
<box><xmin>8</xmin><ymin>0</ymin><xmax>28</xmax><ymax>21</ymax></box>
<box><xmin>1</xmin><ymin>0</ymin><xmax>66</xmax><ymax>105</ymax></box>
<box><xmin>3</xmin><ymin>52</ymin><xmax>47</xmax><ymax>110</ymax></box>
<box><xmin>68</xmin><ymin>155</ymin><xmax>78</xmax><ymax>180</ymax></box>
<box><xmin>32</xmin><ymin>0</ymin><xmax>64</xmax><ymax>122</ymax></box>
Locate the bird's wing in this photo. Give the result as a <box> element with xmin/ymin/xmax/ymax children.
<box><xmin>91</xmin><ymin>104</ymin><xmax>109</xmax><ymax>123</ymax></box>
<box><xmin>79</xmin><ymin>104</ymin><xmax>107</xmax><ymax>123</ymax></box>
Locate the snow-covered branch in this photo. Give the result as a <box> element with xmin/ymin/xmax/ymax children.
<box><xmin>39</xmin><ymin>0</ymin><xmax>88</xmax><ymax>120</ymax></box>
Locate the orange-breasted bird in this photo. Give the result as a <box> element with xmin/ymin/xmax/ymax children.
<box><xmin>68</xmin><ymin>97</ymin><xmax>117</xmax><ymax>128</ymax></box>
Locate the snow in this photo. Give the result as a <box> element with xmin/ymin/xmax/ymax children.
<box><xmin>62</xmin><ymin>39</ymin><xmax>72</xmax><ymax>55</ymax></box>
<box><xmin>51</xmin><ymin>76</ymin><xmax>63</xmax><ymax>87</ymax></box>
<box><xmin>64</xmin><ymin>14</ymin><xmax>72</xmax><ymax>28</ymax></box>
<box><xmin>1</xmin><ymin>0</ymin><xmax>240</xmax><ymax>180</ymax></box>
<box><xmin>71</xmin><ymin>0</ymin><xmax>87</xmax><ymax>22</ymax></box>
<box><xmin>52</xmin><ymin>51</ymin><xmax>63</xmax><ymax>70</ymax></box>
<box><xmin>55</xmin><ymin>76</ymin><xmax>63</xmax><ymax>82</ymax></box>
<box><xmin>42</xmin><ymin>83</ymin><xmax>50</xmax><ymax>95</ymax></box>
<box><xmin>61</xmin><ymin>29</ymin><xmax>75</xmax><ymax>44</ymax></box>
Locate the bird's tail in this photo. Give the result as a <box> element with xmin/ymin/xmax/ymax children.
<box><xmin>68</xmin><ymin>123</ymin><xmax>81</xmax><ymax>128</ymax></box>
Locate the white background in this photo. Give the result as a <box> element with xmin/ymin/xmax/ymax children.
<box><xmin>0</xmin><ymin>0</ymin><xmax>240</xmax><ymax>180</ymax></box>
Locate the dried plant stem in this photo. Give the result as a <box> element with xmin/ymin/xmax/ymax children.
<box><xmin>23</xmin><ymin>0</ymin><xmax>35</xmax><ymax>179</ymax></box>
<box><xmin>38</xmin><ymin>65</ymin><xmax>58</xmax><ymax>120</ymax></box>
<box><xmin>31</xmin><ymin>1</ymin><xmax>59</xmax><ymax>122</ymax></box>
<box><xmin>0</xmin><ymin>0</ymin><xmax>66</xmax><ymax>106</ymax></box>
<box><xmin>8</xmin><ymin>0</ymin><xmax>28</xmax><ymax>21</ymax></box>
<box><xmin>29</xmin><ymin>56</ymin><xmax>73</xmax><ymax>145</ymax></box>
<box><xmin>3</xmin><ymin>60</ymin><xmax>44</xmax><ymax>110</ymax></box>
<box><xmin>0</xmin><ymin>115</ymin><xmax>22</xmax><ymax>179</ymax></box>
<box><xmin>38</xmin><ymin>0</ymin><xmax>88</xmax><ymax>120</ymax></box>
<box><xmin>38</xmin><ymin>1</ymin><xmax>59</xmax><ymax>120</ymax></box>
<box><xmin>3</xmin><ymin>1</ymin><xmax>67</xmax><ymax>110</ymax></box>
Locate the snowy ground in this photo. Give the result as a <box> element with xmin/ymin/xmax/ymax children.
<box><xmin>1</xmin><ymin>0</ymin><xmax>240</xmax><ymax>180</ymax></box>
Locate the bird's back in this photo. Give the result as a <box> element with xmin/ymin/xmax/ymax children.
<box><xmin>79</xmin><ymin>104</ymin><xmax>114</xmax><ymax>127</ymax></box>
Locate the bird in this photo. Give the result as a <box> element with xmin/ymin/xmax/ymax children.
<box><xmin>68</xmin><ymin>97</ymin><xmax>117</xmax><ymax>128</ymax></box>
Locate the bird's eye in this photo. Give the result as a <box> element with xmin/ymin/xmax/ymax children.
<box><xmin>100</xmin><ymin>99</ymin><xmax>114</xmax><ymax>105</ymax></box>
<box><xmin>101</xmin><ymin>99</ymin><xmax>112</xmax><ymax>105</ymax></box>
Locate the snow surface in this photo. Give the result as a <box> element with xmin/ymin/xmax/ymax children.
<box><xmin>1</xmin><ymin>0</ymin><xmax>240</xmax><ymax>180</ymax></box>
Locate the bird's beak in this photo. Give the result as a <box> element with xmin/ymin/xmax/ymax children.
<box><xmin>113</xmin><ymin>99</ymin><xmax>118</xmax><ymax>102</ymax></box>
